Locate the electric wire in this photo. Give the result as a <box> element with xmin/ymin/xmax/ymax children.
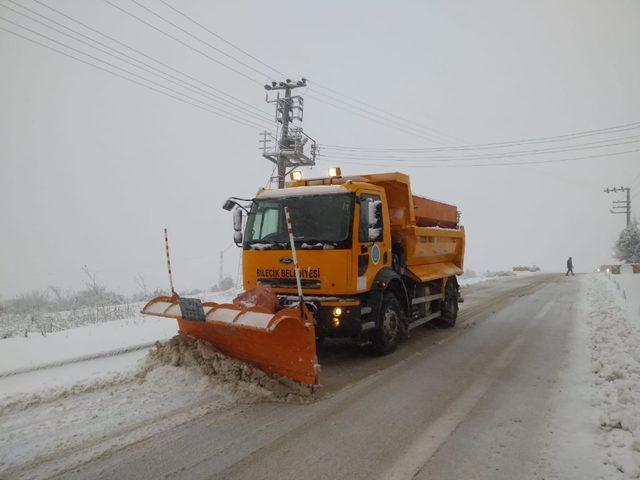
<box><xmin>157</xmin><ymin>0</ymin><xmax>287</xmax><ymax>78</ymax></box>
<box><xmin>304</xmin><ymin>91</ymin><xmax>453</xmax><ymax>144</ymax></box>
<box><xmin>2</xmin><ymin>0</ymin><xmax>273</xmax><ymax>125</ymax></box>
<box><xmin>9</xmin><ymin>1</ymin><xmax>637</xmax><ymax>172</ymax></box>
<box><xmin>307</xmin><ymin>79</ymin><xmax>465</xmax><ymax>144</ymax></box>
<box><xmin>316</xmin><ymin>135</ymin><xmax>640</xmax><ymax>163</ymax></box>
<box><xmin>30</xmin><ymin>0</ymin><xmax>271</xmax><ymax>118</ymax></box>
<box><xmin>0</xmin><ymin>21</ymin><xmax>271</xmax><ymax>131</ymax></box>
<box><xmin>320</xmin><ymin>121</ymin><xmax>640</xmax><ymax>153</ymax></box>
<box><xmin>316</xmin><ymin>148</ymin><xmax>639</xmax><ymax>169</ymax></box>
<box><xmin>102</xmin><ymin>0</ymin><xmax>265</xmax><ymax>86</ymax></box>
<box><xmin>305</xmin><ymin>87</ymin><xmax>449</xmax><ymax>146</ymax></box>
<box><xmin>131</xmin><ymin>0</ymin><xmax>462</xmax><ymax>146</ymax></box>
<box><xmin>126</xmin><ymin>0</ymin><xmax>273</xmax><ymax>81</ymax></box>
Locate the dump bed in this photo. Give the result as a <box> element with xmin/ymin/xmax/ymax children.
<box><xmin>356</xmin><ymin>173</ymin><xmax>465</xmax><ymax>282</ymax></box>
<box><xmin>412</xmin><ymin>195</ymin><xmax>458</xmax><ymax>229</ymax></box>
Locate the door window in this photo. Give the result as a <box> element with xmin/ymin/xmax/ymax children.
<box><xmin>358</xmin><ymin>194</ymin><xmax>383</xmax><ymax>242</ymax></box>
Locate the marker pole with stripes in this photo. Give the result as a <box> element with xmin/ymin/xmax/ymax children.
<box><xmin>164</xmin><ymin>228</ymin><xmax>176</xmax><ymax>295</ymax></box>
<box><xmin>283</xmin><ymin>206</ymin><xmax>304</xmax><ymax>305</ymax></box>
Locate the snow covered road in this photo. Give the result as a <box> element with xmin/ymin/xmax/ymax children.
<box><xmin>1</xmin><ymin>273</ymin><xmax>639</xmax><ymax>479</ymax></box>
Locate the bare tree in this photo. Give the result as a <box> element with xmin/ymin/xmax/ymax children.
<box><xmin>134</xmin><ymin>274</ymin><xmax>148</xmax><ymax>296</ymax></box>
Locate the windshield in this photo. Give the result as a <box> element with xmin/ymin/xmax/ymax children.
<box><xmin>244</xmin><ymin>194</ymin><xmax>354</xmax><ymax>249</ymax></box>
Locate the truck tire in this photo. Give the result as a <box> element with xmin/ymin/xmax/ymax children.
<box><xmin>370</xmin><ymin>292</ymin><xmax>401</xmax><ymax>355</ymax></box>
<box><xmin>436</xmin><ymin>278</ymin><xmax>458</xmax><ymax>328</ymax></box>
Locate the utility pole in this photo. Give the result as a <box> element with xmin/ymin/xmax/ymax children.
<box><xmin>604</xmin><ymin>186</ymin><xmax>632</xmax><ymax>226</ymax></box>
<box><xmin>261</xmin><ymin>78</ymin><xmax>317</xmax><ymax>188</ymax></box>
<box><xmin>218</xmin><ymin>250</ymin><xmax>223</xmax><ymax>287</ymax></box>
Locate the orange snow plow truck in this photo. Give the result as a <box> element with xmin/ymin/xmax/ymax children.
<box><xmin>141</xmin><ymin>171</ymin><xmax>465</xmax><ymax>386</ymax></box>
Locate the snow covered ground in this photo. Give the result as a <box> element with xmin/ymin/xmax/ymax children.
<box><xmin>4</xmin><ymin>272</ymin><xmax>639</xmax><ymax>479</ymax></box>
<box><xmin>582</xmin><ymin>273</ymin><xmax>640</xmax><ymax>478</ymax></box>
<box><xmin>0</xmin><ymin>335</ymin><xmax>308</xmax><ymax>479</ymax></box>
<box><xmin>604</xmin><ymin>272</ymin><xmax>640</xmax><ymax>326</ymax></box>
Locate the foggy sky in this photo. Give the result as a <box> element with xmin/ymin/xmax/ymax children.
<box><xmin>1</xmin><ymin>0</ymin><xmax>639</xmax><ymax>297</ymax></box>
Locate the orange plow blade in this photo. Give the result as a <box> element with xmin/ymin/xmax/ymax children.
<box><xmin>140</xmin><ymin>295</ymin><xmax>319</xmax><ymax>385</ymax></box>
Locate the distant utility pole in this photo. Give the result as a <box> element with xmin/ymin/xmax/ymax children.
<box><xmin>219</xmin><ymin>250</ymin><xmax>223</xmax><ymax>287</ymax></box>
<box><xmin>261</xmin><ymin>78</ymin><xmax>317</xmax><ymax>188</ymax></box>
<box><xmin>604</xmin><ymin>186</ymin><xmax>632</xmax><ymax>226</ymax></box>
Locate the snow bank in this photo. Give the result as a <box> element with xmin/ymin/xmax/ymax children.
<box><xmin>143</xmin><ymin>334</ymin><xmax>312</xmax><ymax>401</ymax></box>
<box><xmin>582</xmin><ymin>274</ymin><xmax>640</xmax><ymax>478</ymax></box>
<box><xmin>604</xmin><ymin>273</ymin><xmax>640</xmax><ymax>327</ymax></box>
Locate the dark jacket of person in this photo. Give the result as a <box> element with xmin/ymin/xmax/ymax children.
<box><xmin>567</xmin><ymin>257</ymin><xmax>573</xmax><ymax>269</ymax></box>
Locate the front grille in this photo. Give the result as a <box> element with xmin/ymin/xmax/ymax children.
<box><xmin>258</xmin><ymin>278</ymin><xmax>321</xmax><ymax>289</ymax></box>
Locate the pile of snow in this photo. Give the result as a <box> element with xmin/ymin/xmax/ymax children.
<box><xmin>143</xmin><ymin>334</ymin><xmax>313</xmax><ymax>402</ymax></box>
<box><xmin>583</xmin><ymin>274</ymin><xmax>640</xmax><ymax>478</ymax></box>
<box><xmin>512</xmin><ymin>265</ymin><xmax>541</xmax><ymax>272</ymax></box>
<box><xmin>485</xmin><ymin>270</ymin><xmax>517</xmax><ymax>278</ymax></box>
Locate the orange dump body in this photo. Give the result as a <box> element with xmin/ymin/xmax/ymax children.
<box><xmin>140</xmin><ymin>295</ymin><xmax>318</xmax><ymax>385</ymax></box>
<box><xmin>412</xmin><ymin>195</ymin><xmax>458</xmax><ymax>228</ymax></box>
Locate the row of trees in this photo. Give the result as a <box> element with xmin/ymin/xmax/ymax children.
<box><xmin>614</xmin><ymin>219</ymin><xmax>640</xmax><ymax>264</ymax></box>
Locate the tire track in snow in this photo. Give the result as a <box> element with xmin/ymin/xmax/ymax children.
<box><xmin>0</xmin><ymin>342</ymin><xmax>156</xmax><ymax>378</ymax></box>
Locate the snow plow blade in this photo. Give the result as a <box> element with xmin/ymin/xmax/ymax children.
<box><xmin>140</xmin><ymin>295</ymin><xmax>319</xmax><ymax>385</ymax></box>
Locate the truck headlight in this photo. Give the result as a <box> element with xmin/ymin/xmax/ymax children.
<box><xmin>332</xmin><ymin>307</ymin><xmax>342</xmax><ymax>316</ymax></box>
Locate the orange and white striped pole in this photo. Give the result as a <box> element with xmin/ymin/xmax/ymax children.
<box><xmin>164</xmin><ymin>228</ymin><xmax>175</xmax><ymax>295</ymax></box>
<box><xmin>283</xmin><ymin>206</ymin><xmax>304</xmax><ymax>305</ymax></box>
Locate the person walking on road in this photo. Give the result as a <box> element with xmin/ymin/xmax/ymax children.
<box><xmin>566</xmin><ymin>257</ymin><xmax>575</xmax><ymax>276</ymax></box>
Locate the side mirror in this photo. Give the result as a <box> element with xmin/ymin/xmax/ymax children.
<box><xmin>222</xmin><ymin>198</ymin><xmax>236</xmax><ymax>211</ymax></box>
<box><xmin>233</xmin><ymin>208</ymin><xmax>243</xmax><ymax>232</ymax></box>
<box><xmin>232</xmin><ymin>208</ymin><xmax>243</xmax><ymax>244</ymax></box>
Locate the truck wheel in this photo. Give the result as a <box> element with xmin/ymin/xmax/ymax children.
<box><xmin>437</xmin><ymin>278</ymin><xmax>458</xmax><ymax>328</ymax></box>
<box><xmin>370</xmin><ymin>292</ymin><xmax>401</xmax><ymax>355</ymax></box>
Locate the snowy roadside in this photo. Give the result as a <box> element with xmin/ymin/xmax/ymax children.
<box><xmin>603</xmin><ymin>272</ymin><xmax>640</xmax><ymax>327</ymax></box>
<box><xmin>0</xmin><ymin>289</ymin><xmax>242</xmax><ymax>397</ymax></box>
<box><xmin>582</xmin><ymin>273</ymin><xmax>640</xmax><ymax>478</ymax></box>
<box><xmin>0</xmin><ymin>335</ymin><xmax>309</xmax><ymax>479</ymax></box>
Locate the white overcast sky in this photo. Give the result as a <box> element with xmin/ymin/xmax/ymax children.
<box><xmin>1</xmin><ymin>0</ymin><xmax>639</xmax><ymax>297</ymax></box>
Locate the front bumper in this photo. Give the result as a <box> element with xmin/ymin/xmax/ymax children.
<box><xmin>278</xmin><ymin>295</ymin><xmax>363</xmax><ymax>338</ymax></box>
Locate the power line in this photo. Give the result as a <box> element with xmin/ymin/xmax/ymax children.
<box><xmin>2</xmin><ymin>0</ymin><xmax>273</xmax><ymax>125</ymax></box>
<box><xmin>308</xmin><ymin>80</ymin><xmax>464</xmax><ymax>145</ymax></box>
<box><xmin>132</xmin><ymin>0</ymin><xmax>462</xmax><ymax>146</ymax></box>
<box><xmin>0</xmin><ymin>20</ymin><xmax>271</xmax><ymax>131</ymax></box>
<box><xmin>30</xmin><ymin>0</ymin><xmax>271</xmax><ymax>119</ymax></box>
<box><xmin>305</xmin><ymin>87</ymin><xmax>450</xmax><ymax>146</ymax></box>
<box><xmin>316</xmin><ymin>148</ymin><xmax>639</xmax><ymax>169</ymax></box>
<box><xmin>126</xmin><ymin>0</ymin><xmax>273</xmax><ymax>81</ymax></box>
<box><xmin>304</xmin><ymin>91</ymin><xmax>454</xmax><ymax>144</ymax></box>
<box><xmin>102</xmin><ymin>0</ymin><xmax>265</xmax><ymax>86</ymax></box>
<box><xmin>317</xmin><ymin>135</ymin><xmax>640</xmax><ymax>163</ymax></box>
<box><xmin>157</xmin><ymin>0</ymin><xmax>287</xmax><ymax>78</ymax></box>
<box><xmin>320</xmin><ymin>121</ymin><xmax>640</xmax><ymax>153</ymax></box>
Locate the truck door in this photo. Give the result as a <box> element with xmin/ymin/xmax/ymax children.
<box><xmin>356</xmin><ymin>193</ymin><xmax>387</xmax><ymax>291</ymax></box>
